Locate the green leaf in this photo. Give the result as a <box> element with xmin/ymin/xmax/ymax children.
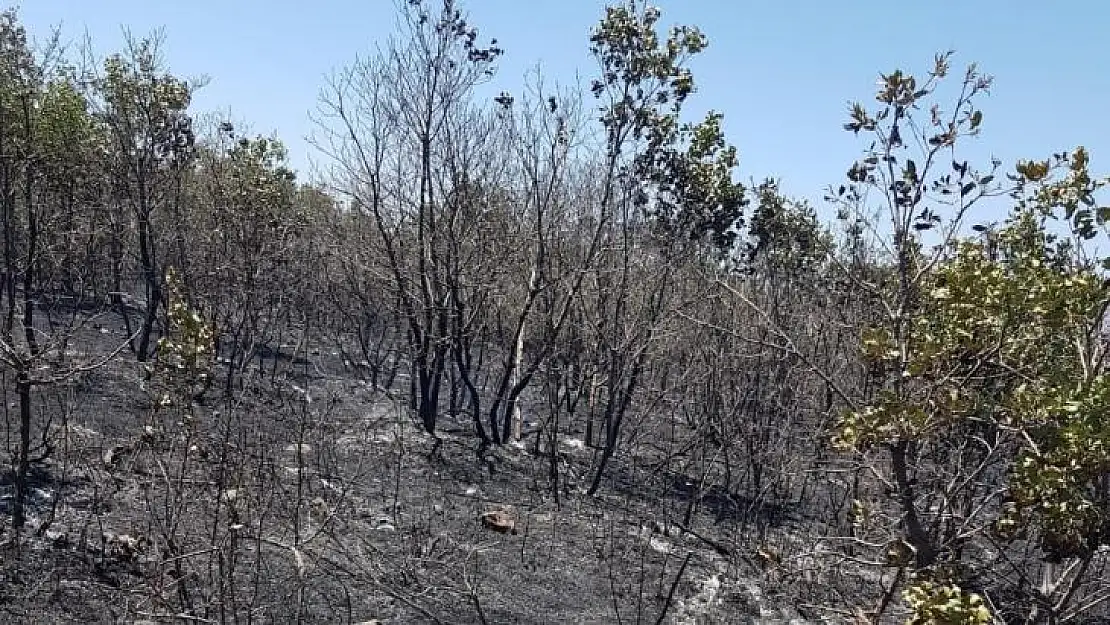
<box><xmin>970</xmin><ymin>110</ymin><xmax>983</xmax><ymax>129</ymax></box>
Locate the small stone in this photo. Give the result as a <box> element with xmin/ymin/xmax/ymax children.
<box><xmin>46</xmin><ymin>529</ymin><xmax>69</xmax><ymax>548</ymax></box>
<box><xmin>480</xmin><ymin>509</ymin><xmax>517</xmax><ymax>535</ymax></box>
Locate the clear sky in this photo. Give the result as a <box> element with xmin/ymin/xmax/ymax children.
<box><xmin>5</xmin><ymin>0</ymin><xmax>1109</xmax><ymax>220</ymax></box>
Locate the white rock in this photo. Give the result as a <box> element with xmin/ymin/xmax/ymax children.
<box><xmin>284</xmin><ymin>443</ymin><xmax>312</xmax><ymax>454</ymax></box>
<box><xmin>561</xmin><ymin>437</ymin><xmax>586</xmax><ymax>451</ymax></box>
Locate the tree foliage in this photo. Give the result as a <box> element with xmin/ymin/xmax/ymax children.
<box><xmin>831</xmin><ymin>53</ymin><xmax>1110</xmax><ymax>621</ymax></box>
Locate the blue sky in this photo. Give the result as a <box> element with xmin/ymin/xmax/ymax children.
<box><xmin>5</xmin><ymin>0</ymin><xmax>1109</xmax><ymax>220</ymax></box>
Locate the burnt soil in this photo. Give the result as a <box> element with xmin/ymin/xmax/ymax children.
<box><xmin>0</xmin><ymin>313</ymin><xmax>845</xmax><ymax>624</ymax></box>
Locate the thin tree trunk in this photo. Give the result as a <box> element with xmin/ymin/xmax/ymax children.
<box><xmin>12</xmin><ymin>370</ymin><xmax>32</xmax><ymax>529</ymax></box>
<box><xmin>891</xmin><ymin>440</ymin><xmax>936</xmax><ymax>568</ymax></box>
<box><xmin>135</xmin><ymin>211</ymin><xmax>161</xmax><ymax>361</ymax></box>
<box><xmin>510</xmin><ymin>319</ymin><xmax>526</xmax><ymax>441</ymax></box>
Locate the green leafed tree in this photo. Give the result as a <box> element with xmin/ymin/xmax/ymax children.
<box><xmin>590</xmin><ymin>2</ymin><xmax>745</xmax><ymax>259</ymax></box>
<box><xmin>580</xmin><ymin>1</ymin><xmax>747</xmax><ymax>494</ymax></box>
<box><xmin>830</xmin><ymin>52</ymin><xmax>1110</xmax><ymax>622</ymax></box>
<box><xmin>95</xmin><ymin>33</ymin><xmax>197</xmax><ymax>361</ymax></box>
